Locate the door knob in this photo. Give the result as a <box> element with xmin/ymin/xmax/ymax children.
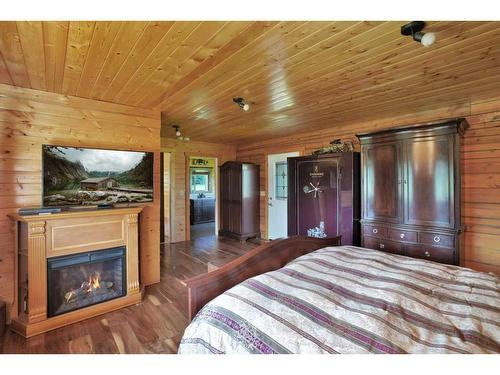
<box><xmin>424</xmin><ymin>251</ymin><xmax>431</xmax><ymax>258</ymax></box>
<box><xmin>400</xmin><ymin>233</ymin><xmax>405</xmax><ymax>239</ymax></box>
<box><xmin>379</xmin><ymin>243</ymin><xmax>385</xmax><ymax>249</ymax></box>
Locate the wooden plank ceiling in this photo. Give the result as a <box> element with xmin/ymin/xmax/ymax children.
<box><xmin>1</xmin><ymin>21</ymin><xmax>500</xmax><ymax>144</ymax></box>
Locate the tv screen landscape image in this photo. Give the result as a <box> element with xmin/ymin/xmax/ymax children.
<box><xmin>43</xmin><ymin>145</ymin><xmax>154</xmax><ymax>206</ymax></box>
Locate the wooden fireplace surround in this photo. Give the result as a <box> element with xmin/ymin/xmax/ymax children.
<box><xmin>8</xmin><ymin>207</ymin><xmax>143</xmax><ymax>337</ymax></box>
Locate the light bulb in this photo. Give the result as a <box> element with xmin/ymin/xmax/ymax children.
<box><xmin>242</xmin><ymin>103</ymin><xmax>250</xmax><ymax>111</ymax></box>
<box><xmin>421</xmin><ymin>32</ymin><xmax>436</xmax><ymax>47</ymax></box>
<box><xmin>176</xmin><ymin>130</ymin><xmax>181</xmax><ymax>136</ymax></box>
<box><xmin>185</xmin><ymin>137</ymin><xmax>190</xmax><ymax>141</ymax></box>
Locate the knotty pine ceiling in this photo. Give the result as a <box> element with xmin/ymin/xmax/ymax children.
<box><xmin>1</xmin><ymin>21</ymin><xmax>500</xmax><ymax>144</ymax></box>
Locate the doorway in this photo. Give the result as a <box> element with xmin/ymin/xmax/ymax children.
<box><xmin>188</xmin><ymin>156</ymin><xmax>217</xmax><ymax>241</ymax></box>
<box><xmin>267</xmin><ymin>151</ymin><xmax>300</xmax><ymax>239</ymax></box>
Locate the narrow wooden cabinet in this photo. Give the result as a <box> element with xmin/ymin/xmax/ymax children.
<box><xmin>219</xmin><ymin>161</ymin><xmax>260</xmax><ymax>241</ymax></box>
<box><xmin>357</xmin><ymin>119</ymin><xmax>468</xmax><ymax>265</ymax></box>
<box><xmin>287</xmin><ymin>152</ymin><xmax>361</xmax><ymax>246</ymax></box>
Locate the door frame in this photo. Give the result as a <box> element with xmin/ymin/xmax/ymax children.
<box><xmin>160</xmin><ymin>152</ymin><xmax>172</xmax><ymax>244</ymax></box>
<box><xmin>184</xmin><ymin>154</ymin><xmax>219</xmax><ymax>241</ymax></box>
<box><xmin>266</xmin><ymin>150</ymin><xmax>302</xmax><ymax>240</ymax></box>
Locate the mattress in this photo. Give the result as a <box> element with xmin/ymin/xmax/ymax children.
<box><xmin>178</xmin><ymin>245</ymin><xmax>500</xmax><ymax>354</ymax></box>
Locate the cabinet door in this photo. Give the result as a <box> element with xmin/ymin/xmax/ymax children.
<box><xmin>229</xmin><ymin>167</ymin><xmax>242</xmax><ymax>202</ymax></box>
<box><xmin>362</xmin><ymin>142</ymin><xmax>402</xmax><ymax>223</ymax></box>
<box><xmin>295</xmin><ymin>158</ymin><xmax>340</xmax><ymax>238</ymax></box>
<box><xmin>403</xmin><ymin>135</ymin><xmax>454</xmax><ymax>228</ymax></box>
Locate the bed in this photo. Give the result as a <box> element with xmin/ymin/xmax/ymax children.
<box><xmin>178</xmin><ymin>237</ymin><xmax>500</xmax><ymax>354</ymax></box>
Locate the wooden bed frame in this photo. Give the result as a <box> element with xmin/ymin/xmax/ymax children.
<box><xmin>185</xmin><ymin>235</ymin><xmax>341</xmax><ymax>321</ymax></box>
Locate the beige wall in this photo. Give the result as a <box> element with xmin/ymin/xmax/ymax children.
<box><xmin>0</xmin><ymin>84</ymin><xmax>161</xmax><ymax>319</ymax></box>
<box><xmin>236</xmin><ymin>98</ymin><xmax>500</xmax><ymax>275</ymax></box>
<box><xmin>161</xmin><ymin>138</ymin><xmax>237</xmax><ymax>242</ymax></box>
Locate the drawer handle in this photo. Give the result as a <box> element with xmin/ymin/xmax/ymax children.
<box><xmin>372</xmin><ymin>228</ymin><xmax>378</xmax><ymax>234</ymax></box>
<box><xmin>424</xmin><ymin>251</ymin><xmax>431</xmax><ymax>258</ymax></box>
<box><xmin>400</xmin><ymin>233</ymin><xmax>405</xmax><ymax>239</ymax></box>
<box><xmin>379</xmin><ymin>243</ymin><xmax>385</xmax><ymax>249</ymax></box>
<box><xmin>433</xmin><ymin>236</ymin><xmax>441</xmax><ymax>243</ymax></box>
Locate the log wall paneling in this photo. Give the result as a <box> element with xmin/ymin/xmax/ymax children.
<box><xmin>237</xmin><ymin>99</ymin><xmax>500</xmax><ymax>275</ymax></box>
<box><xmin>160</xmin><ymin>133</ymin><xmax>237</xmax><ymax>243</ymax></box>
<box><xmin>0</xmin><ymin>83</ymin><xmax>161</xmax><ymax>321</ymax></box>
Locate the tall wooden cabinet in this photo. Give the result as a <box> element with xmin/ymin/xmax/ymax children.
<box><xmin>287</xmin><ymin>152</ymin><xmax>361</xmax><ymax>245</ymax></box>
<box><xmin>219</xmin><ymin>161</ymin><xmax>260</xmax><ymax>242</ymax></box>
<box><xmin>357</xmin><ymin>119</ymin><xmax>468</xmax><ymax>265</ymax></box>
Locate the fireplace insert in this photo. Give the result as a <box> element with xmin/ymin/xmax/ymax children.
<box><xmin>47</xmin><ymin>247</ymin><xmax>126</xmax><ymax>317</ymax></box>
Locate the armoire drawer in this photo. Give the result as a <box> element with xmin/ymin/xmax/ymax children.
<box><xmin>419</xmin><ymin>232</ymin><xmax>454</xmax><ymax>248</ymax></box>
<box><xmin>388</xmin><ymin>228</ymin><xmax>417</xmax><ymax>243</ymax></box>
<box><xmin>404</xmin><ymin>244</ymin><xmax>455</xmax><ymax>264</ymax></box>
<box><xmin>363</xmin><ymin>236</ymin><xmax>403</xmax><ymax>255</ymax></box>
<box><xmin>363</xmin><ymin>225</ymin><xmax>387</xmax><ymax>239</ymax></box>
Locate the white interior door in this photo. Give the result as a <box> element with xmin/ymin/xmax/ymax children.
<box><xmin>267</xmin><ymin>152</ymin><xmax>300</xmax><ymax>239</ymax></box>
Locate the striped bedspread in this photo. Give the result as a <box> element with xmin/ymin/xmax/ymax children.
<box><xmin>178</xmin><ymin>246</ymin><xmax>500</xmax><ymax>354</ymax></box>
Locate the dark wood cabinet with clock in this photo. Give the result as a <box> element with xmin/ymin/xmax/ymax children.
<box><xmin>287</xmin><ymin>152</ymin><xmax>361</xmax><ymax>245</ymax></box>
<box><xmin>357</xmin><ymin>118</ymin><xmax>468</xmax><ymax>265</ymax></box>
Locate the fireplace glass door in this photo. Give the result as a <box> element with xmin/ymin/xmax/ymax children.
<box><xmin>47</xmin><ymin>247</ymin><xmax>126</xmax><ymax>317</ymax></box>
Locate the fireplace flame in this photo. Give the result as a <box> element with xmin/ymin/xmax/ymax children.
<box><xmin>64</xmin><ymin>271</ymin><xmax>102</xmax><ymax>303</ymax></box>
<box><xmin>88</xmin><ymin>271</ymin><xmax>101</xmax><ymax>291</ymax></box>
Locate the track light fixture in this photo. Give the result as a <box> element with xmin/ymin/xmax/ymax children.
<box><xmin>171</xmin><ymin>125</ymin><xmax>190</xmax><ymax>141</ymax></box>
<box><xmin>233</xmin><ymin>97</ymin><xmax>250</xmax><ymax>111</ymax></box>
<box><xmin>401</xmin><ymin>21</ymin><xmax>436</xmax><ymax>47</ymax></box>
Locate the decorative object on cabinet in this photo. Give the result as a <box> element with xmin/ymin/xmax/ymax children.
<box><xmin>219</xmin><ymin>161</ymin><xmax>260</xmax><ymax>242</ymax></box>
<box><xmin>312</xmin><ymin>139</ymin><xmax>354</xmax><ymax>155</ymax></box>
<box><xmin>287</xmin><ymin>152</ymin><xmax>361</xmax><ymax>245</ymax></box>
<box><xmin>356</xmin><ymin>118</ymin><xmax>468</xmax><ymax>265</ymax></box>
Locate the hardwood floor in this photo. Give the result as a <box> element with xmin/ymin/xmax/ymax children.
<box><xmin>190</xmin><ymin>222</ymin><xmax>216</xmax><ymax>240</ymax></box>
<box><xmin>0</xmin><ymin>235</ymin><xmax>259</xmax><ymax>354</ymax></box>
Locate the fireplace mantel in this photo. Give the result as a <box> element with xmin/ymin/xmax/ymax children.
<box><xmin>8</xmin><ymin>207</ymin><xmax>143</xmax><ymax>337</ymax></box>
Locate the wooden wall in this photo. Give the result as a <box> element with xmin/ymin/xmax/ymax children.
<box><xmin>237</xmin><ymin>100</ymin><xmax>500</xmax><ymax>274</ymax></box>
<box><xmin>0</xmin><ymin>84</ymin><xmax>161</xmax><ymax>319</ymax></box>
<box><xmin>161</xmin><ymin>137</ymin><xmax>236</xmax><ymax>242</ymax></box>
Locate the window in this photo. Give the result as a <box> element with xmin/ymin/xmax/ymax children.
<box><xmin>275</xmin><ymin>162</ymin><xmax>288</xmax><ymax>200</ymax></box>
<box><xmin>190</xmin><ymin>168</ymin><xmax>212</xmax><ymax>193</ymax></box>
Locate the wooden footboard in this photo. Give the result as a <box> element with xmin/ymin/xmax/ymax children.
<box><xmin>185</xmin><ymin>235</ymin><xmax>341</xmax><ymax>321</ymax></box>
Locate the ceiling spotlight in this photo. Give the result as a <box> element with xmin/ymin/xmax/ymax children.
<box><xmin>401</xmin><ymin>21</ymin><xmax>436</xmax><ymax>47</ymax></box>
<box><xmin>172</xmin><ymin>125</ymin><xmax>181</xmax><ymax>137</ymax></box>
<box><xmin>233</xmin><ymin>97</ymin><xmax>250</xmax><ymax>111</ymax></box>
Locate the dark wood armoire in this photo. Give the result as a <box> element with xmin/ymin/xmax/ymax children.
<box><xmin>287</xmin><ymin>152</ymin><xmax>361</xmax><ymax>245</ymax></box>
<box><xmin>219</xmin><ymin>161</ymin><xmax>260</xmax><ymax>242</ymax></box>
<box><xmin>357</xmin><ymin>118</ymin><xmax>468</xmax><ymax>265</ymax></box>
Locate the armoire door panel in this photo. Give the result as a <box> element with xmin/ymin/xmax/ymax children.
<box><xmin>363</xmin><ymin>143</ymin><xmax>401</xmax><ymax>223</ymax></box>
<box><xmin>404</xmin><ymin>135</ymin><xmax>454</xmax><ymax>227</ymax></box>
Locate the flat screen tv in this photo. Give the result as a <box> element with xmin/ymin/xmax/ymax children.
<box><xmin>42</xmin><ymin>145</ymin><xmax>154</xmax><ymax>206</ymax></box>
